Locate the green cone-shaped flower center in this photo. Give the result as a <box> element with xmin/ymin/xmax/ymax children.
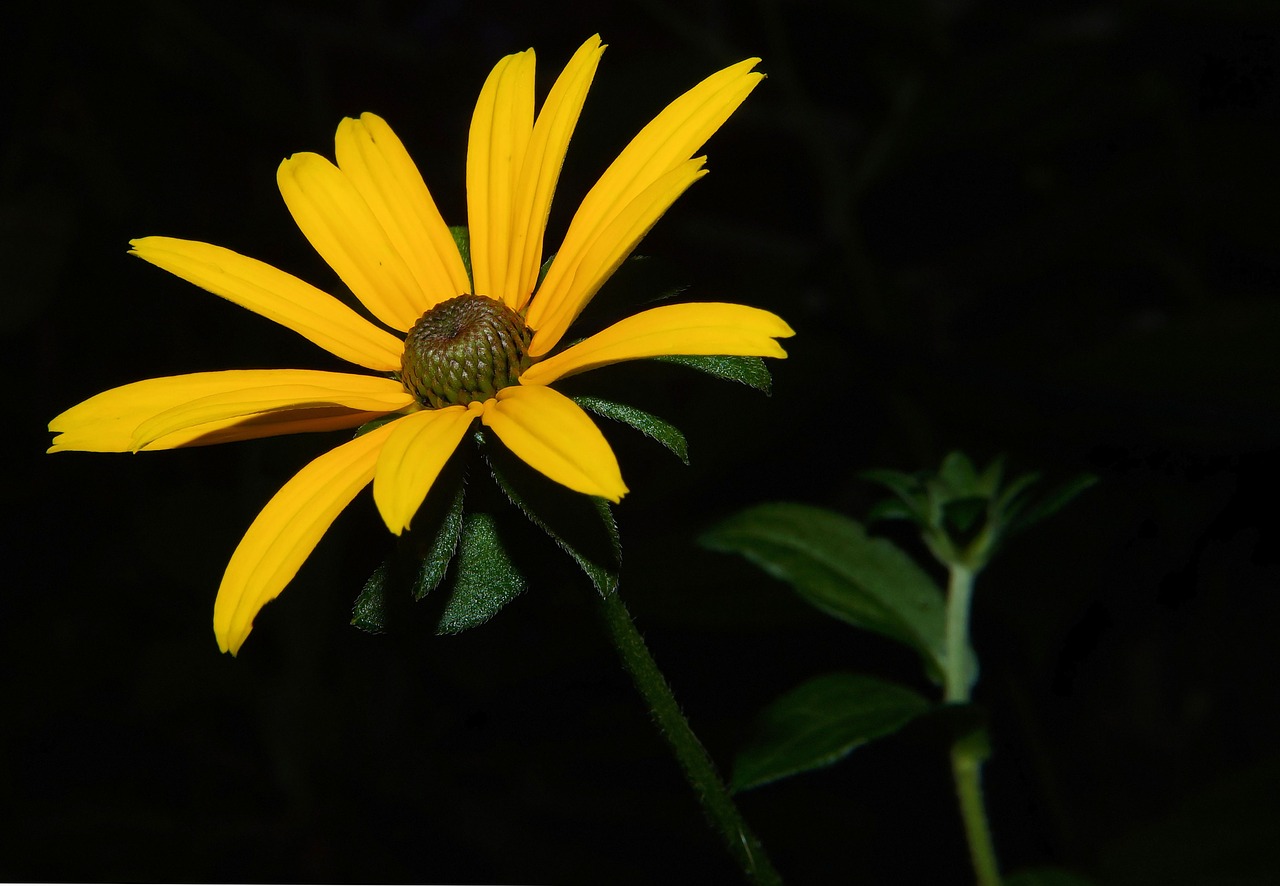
<box><xmin>400</xmin><ymin>294</ymin><xmax>533</xmax><ymax>408</ymax></box>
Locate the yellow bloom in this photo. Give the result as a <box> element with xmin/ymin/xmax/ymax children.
<box><xmin>48</xmin><ymin>35</ymin><xmax>793</xmax><ymax>655</ymax></box>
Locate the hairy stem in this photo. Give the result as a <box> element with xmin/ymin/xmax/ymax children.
<box><xmin>599</xmin><ymin>588</ymin><xmax>783</xmax><ymax>886</ymax></box>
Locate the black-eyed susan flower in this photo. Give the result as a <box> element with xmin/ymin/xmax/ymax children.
<box><xmin>48</xmin><ymin>35</ymin><xmax>793</xmax><ymax>655</ymax></box>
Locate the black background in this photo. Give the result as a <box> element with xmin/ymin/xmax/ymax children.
<box><xmin>5</xmin><ymin>1</ymin><xmax>1280</xmax><ymax>883</ymax></box>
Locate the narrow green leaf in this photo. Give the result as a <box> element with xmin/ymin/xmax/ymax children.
<box><xmin>435</xmin><ymin>510</ymin><xmax>525</xmax><ymax>634</ymax></box>
<box><xmin>354</xmin><ymin>414</ymin><xmax>401</xmax><ymax>438</ymax></box>
<box><xmin>478</xmin><ymin>430</ymin><xmax>621</xmax><ymax>596</ymax></box>
<box><xmin>732</xmin><ymin>673</ymin><xmax>933</xmax><ymax>792</ymax></box>
<box><xmin>351</xmin><ymin>562</ymin><xmax>391</xmax><ymax>633</ymax></box>
<box><xmin>865</xmin><ymin>497</ymin><xmax>917</xmax><ymax>525</ymax></box>
<box><xmin>1005</xmin><ymin>869</ymin><xmax>1099</xmax><ymax>886</ymax></box>
<box><xmin>654</xmin><ymin>354</ymin><xmax>772</xmax><ymax>394</ymax></box>
<box><xmin>1008</xmin><ymin>473</ymin><xmax>1098</xmax><ymax>535</ymax></box>
<box><xmin>412</xmin><ymin>479</ymin><xmax>466</xmax><ymax>601</ymax></box>
<box><xmin>701</xmin><ymin>502</ymin><xmax>949</xmax><ymax>679</ymax></box>
<box><xmin>449</xmin><ymin>225</ymin><xmax>473</xmax><ymax>288</ymax></box>
<box><xmin>573</xmin><ymin>395</ymin><xmax>689</xmax><ymax>464</ymax></box>
<box><xmin>534</xmin><ymin>251</ymin><xmax>556</xmax><ymax>289</ymax></box>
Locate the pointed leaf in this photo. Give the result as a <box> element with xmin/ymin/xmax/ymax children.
<box><xmin>654</xmin><ymin>354</ymin><xmax>772</xmax><ymax>393</ymax></box>
<box><xmin>479</xmin><ymin>429</ymin><xmax>621</xmax><ymax>595</ymax></box>
<box><xmin>436</xmin><ymin>510</ymin><xmax>525</xmax><ymax>634</ymax></box>
<box><xmin>573</xmin><ymin>395</ymin><xmax>689</xmax><ymax>464</ymax></box>
<box><xmin>412</xmin><ymin>478</ymin><xmax>467</xmax><ymax>601</ymax></box>
<box><xmin>937</xmin><ymin>450</ymin><xmax>979</xmax><ymax>494</ymax></box>
<box><xmin>352</xmin><ymin>562</ymin><xmax>392</xmax><ymax>634</ymax></box>
<box><xmin>865</xmin><ymin>496</ymin><xmax>918</xmax><ymax>525</ymax></box>
<box><xmin>732</xmin><ymin>673</ymin><xmax>933</xmax><ymax>792</ymax></box>
<box><xmin>1008</xmin><ymin>472</ymin><xmax>1098</xmax><ymax>535</ymax></box>
<box><xmin>449</xmin><ymin>225</ymin><xmax>473</xmax><ymax>289</ymax></box>
<box><xmin>702</xmin><ymin>502</ymin><xmax>950</xmax><ymax>679</ymax></box>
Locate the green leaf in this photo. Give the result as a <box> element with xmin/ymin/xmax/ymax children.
<box><xmin>1005</xmin><ymin>869</ymin><xmax>1099</xmax><ymax>886</ymax></box>
<box><xmin>573</xmin><ymin>395</ymin><xmax>689</xmax><ymax>464</ymax></box>
<box><xmin>865</xmin><ymin>496</ymin><xmax>918</xmax><ymax>525</ymax></box>
<box><xmin>411</xmin><ymin>479</ymin><xmax>466</xmax><ymax>601</ymax></box>
<box><xmin>701</xmin><ymin>502</ymin><xmax>950</xmax><ymax>680</ymax></box>
<box><xmin>435</xmin><ymin>510</ymin><xmax>525</xmax><ymax>634</ymax></box>
<box><xmin>1007</xmin><ymin>472</ymin><xmax>1098</xmax><ymax>536</ymax></box>
<box><xmin>536</xmin><ymin>251</ymin><xmax>555</xmax><ymax>289</ymax></box>
<box><xmin>937</xmin><ymin>450</ymin><xmax>979</xmax><ymax>493</ymax></box>
<box><xmin>654</xmin><ymin>354</ymin><xmax>772</xmax><ymax>394</ymax></box>
<box><xmin>449</xmin><ymin>225</ymin><xmax>473</xmax><ymax>288</ymax></box>
<box><xmin>351</xmin><ymin>562</ymin><xmax>392</xmax><ymax>634</ymax></box>
<box><xmin>478</xmin><ymin>430</ymin><xmax>621</xmax><ymax>596</ymax></box>
<box><xmin>354</xmin><ymin>414</ymin><xmax>401</xmax><ymax>438</ymax></box>
<box><xmin>732</xmin><ymin>673</ymin><xmax>933</xmax><ymax>792</ymax></box>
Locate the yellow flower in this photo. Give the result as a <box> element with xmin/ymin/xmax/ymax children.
<box><xmin>48</xmin><ymin>35</ymin><xmax>793</xmax><ymax>655</ymax></box>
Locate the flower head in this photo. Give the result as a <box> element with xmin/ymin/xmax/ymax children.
<box><xmin>48</xmin><ymin>35</ymin><xmax>793</xmax><ymax>654</ymax></box>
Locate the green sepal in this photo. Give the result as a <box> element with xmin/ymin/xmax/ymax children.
<box><xmin>573</xmin><ymin>395</ymin><xmax>690</xmax><ymax>464</ymax></box>
<box><xmin>477</xmin><ymin>428</ymin><xmax>621</xmax><ymax>596</ymax></box>
<box><xmin>354</xmin><ymin>413</ymin><xmax>403</xmax><ymax>438</ymax></box>
<box><xmin>449</xmin><ymin>225</ymin><xmax>473</xmax><ymax>289</ymax></box>
<box><xmin>701</xmin><ymin>502</ymin><xmax>955</xmax><ymax>684</ymax></box>
<box><xmin>731</xmin><ymin>673</ymin><xmax>933</xmax><ymax>792</ymax></box>
<box><xmin>435</xmin><ymin>509</ymin><xmax>525</xmax><ymax>634</ymax></box>
<box><xmin>654</xmin><ymin>354</ymin><xmax>772</xmax><ymax>394</ymax></box>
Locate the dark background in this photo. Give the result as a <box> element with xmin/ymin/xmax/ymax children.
<box><xmin>5</xmin><ymin>1</ymin><xmax>1280</xmax><ymax>883</ymax></box>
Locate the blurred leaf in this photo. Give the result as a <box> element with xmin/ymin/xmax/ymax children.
<box><xmin>1005</xmin><ymin>869</ymin><xmax>1098</xmax><ymax>886</ymax></box>
<box><xmin>1007</xmin><ymin>473</ymin><xmax>1098</xmax><ymax>536</ymax></box>
<box><xmin>937</xmin><ymin>450</ymin><xmax>979</xmax><ymax>493</ymax></box>
<box><xmin>943</xmin><ymin>495</ymin><xmax>989</xmax><ymax>537</ymax></box>
<box><xmin>573</xmin><ymin>395</ymin><xmax>689</xmax><ymax>464</ymax></box>
<box><xmin>701</xmin><ymin>502</ymin><xmax>951</xmax><ymax>679</ymax></box>
<box><xmin>479</xmin><ymin>430</ymin><xmax>621</xmax><ymax>596</ymax></box>
<box><xmin>865</xmin><ymin>496</ymin><xmax>918</xmax><ymax>524</ymax></box>
<box><xmin>732</xmin><ymin>673</ymin><xmax>933</xmax><ymax>792</ymax></box>
<box><xmin>435</xmin><ymin>510</ymin><xmax>524</xmax><ymax>634</ymax></box>
<box><xmin>654</xmin><ymin>354</ymin><xmax>773</xmax><ymax>393</ymax></box>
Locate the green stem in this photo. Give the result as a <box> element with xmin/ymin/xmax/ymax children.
<box><xmin>945</xmin><ymin>563</ymin><xmax>976</xmax><ymax>705</ymax></box>
<box><xmin>945</xmin><ymin>563</ymin><xmax>1002</xmax><ymax>886</ymax></box>
<box><xmin>599</xmin><ymin>588</ymin><xmax>783</xmax><ymax>886</ymax></box>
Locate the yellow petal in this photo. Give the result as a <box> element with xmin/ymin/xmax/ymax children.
<box><xmin>522</xmin><ymin>303</ymin><xmax>794</xmax><ymax>386</ymax></box>
<box><xmin>507</xmin><ymin>35</ymin><xmax>605</xmax><ymax>309</ymax></box>
<box><xmin>129</xmin><ymin>372</ymin><xmax>415</xmax><ymax>451</ymax></box>
<box><xmin>527</xmin><ymin>158</ymin><xmax>706</xmax><ymax>356</ymax></box>
<box><xmin>372</xmin><ymin>402</ymin><xmax>480</xmax><ymax>535</ymax></box>
<box><xmin>334</xmin><ymin>113</ymin><xmax>471</xmax><ymax>308</ymax></box>
<box><xmin>129</xmin><ymin>237</ymin><xmax>405</xmax><ymax>372</ymax></box>
<box><xmin>48</xmin><ymin>370</ymin><xmax>410</xmax><ymax>452</ymax></box>
<box><xmin>528</xmin><ymin>58</ymin><xmax>763</xmax><ymax>344</ymax></box>
<box><xmin>278</xmin><ymin>152</ymin><xmax>426</xmax><ymax>331</ymax></box>
<box><xmin>481</xmin><ymin>384</ymin><xmax>627</xmax><ymax>501</ymax></box>
<box><xmin>214</xmin><ymin>420</ymin><xmax>398</xmax><ymax>655</ymax></box>
<box><xmin>467</xmin><ymin>48</ymin><xmax>536</xmax><ymax>307</ymax></box>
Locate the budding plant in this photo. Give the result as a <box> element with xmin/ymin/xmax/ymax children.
<box><xmin>701</xmin><ymin>452</ymin><xmax>1097</xmax><ymax>886</ymax></box>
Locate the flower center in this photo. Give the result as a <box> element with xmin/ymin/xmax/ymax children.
<box><xmin>400</xmin><ymin>294</ymin><xmax>533</xmax><ymax>408</ymax></box>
